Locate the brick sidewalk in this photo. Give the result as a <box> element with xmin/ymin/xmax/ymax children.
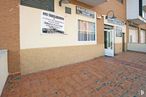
<box><xmin>1</xmin><ymin>52</ymin><xmax>146</xmax><ymax>97</ymax></box>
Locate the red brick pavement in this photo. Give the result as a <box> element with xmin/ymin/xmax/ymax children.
<box><xmin>1</xmin><ymin>52</ymin><xmax>146</xmax><ymax>97</ymax></box>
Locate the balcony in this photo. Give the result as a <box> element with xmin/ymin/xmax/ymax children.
<box><xmin>78</xmin><ymin>0</ymin><xmax>106</xmax><ymax>6</ymax></box>
<box><xmin>126</xmin><ymin>0</ymin><xmax>146</xmax><ymax>24</ymax></box>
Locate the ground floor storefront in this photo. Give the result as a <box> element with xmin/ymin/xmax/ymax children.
<box><xmin>127</xmin><ymin>25</ymin><xmax>146</xmax><ymax>53</ymax></box>
<box><xmin>1</xmin><ymin>51</ymin><xmax>146</xmax><ymax>97</ymax></box>
<box><xmin>19</xmin><ymin>2</ymin><xmax>126</xmax><ymax>75</ymax></box>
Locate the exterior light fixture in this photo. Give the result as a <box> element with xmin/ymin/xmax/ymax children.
<box><xmin>106</xmin><ymin>10</ymin><xmax>116</xmax><ymax>19</ymax></box>
<box><xmin>59</xmin><ymin>0</ymin><xmax>71</xmax><ymax>6</ymax></box>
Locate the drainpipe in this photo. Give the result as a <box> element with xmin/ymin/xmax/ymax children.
<box><xmin>122</xmin><ymin>33</ymin><xmax>125</xmax><ymax>52</ymax></box>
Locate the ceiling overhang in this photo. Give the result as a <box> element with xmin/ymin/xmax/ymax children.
<box><xmin>128</xmin><ymin>16</ymin><xmax>146</xmax><ymax>25</ymax></box>
<box><xmin>78</xmin><ymin>0</ymin><xmax>106</xmax><ymax>6</ymax></box>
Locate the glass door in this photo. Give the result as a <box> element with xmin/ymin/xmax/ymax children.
<box><xmin>104</xmin><ymin>29</ymin><xmax>115</xmax><ymax>56</ymax></box>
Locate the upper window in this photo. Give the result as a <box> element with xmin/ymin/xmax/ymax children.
<box><xmin>117</xmin><ymin>0</ymin><xmax>123</xmax><ymax>4</ymax></box>
<box><xmin>78</xmin><ymin>20</ymin><xmax>95</xmax><ymax>41</ymax></box>
<box><xmin>21</xmin><ymin>0</ymin><xmax>54</xmax><ymax>12</ymax></box>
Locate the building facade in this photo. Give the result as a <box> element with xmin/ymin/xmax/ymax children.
<box><xmin>126</xmin><ymin>0</ymin><xmax>146</xmax><ymax>52</ymax></box>
<box><xmin>0</xmin><ymin>0</ymin><xmax>146</xmax><ymax>75</ymax></box>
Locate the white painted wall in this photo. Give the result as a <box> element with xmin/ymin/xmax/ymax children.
<box><xmin>126</xmin><ymin>0</ymin><xmax>139</xmax><ymax>19</ymax></box>
<box><xmin>0</xmin><ymin>50</ymin><xmax>8</xmax><ymax>96</ymax></box>
<box><xmin>20</xmin><ymin>0</ymin><xmax>97</xmax><ymax>49</ymax></box>
<box><xmin>128</xmin><ymin>43</ymin><xmax>146</xmax><ymax>52</ymax></box>
<box><xmin>129</xmin><ymin>27</ymin><xmax>138</xmax><ymax>43</ymax></box>
<box><xmin>140</xmin><ymin>30</ymin><xmax>146</xmax><ymax>43</ymax></box>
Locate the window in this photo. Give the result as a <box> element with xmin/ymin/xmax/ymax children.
<box><xmin>21</xmin><ymin>0</ymin><xmax>54</xmax><ymax>12</ymax></box>
<box><xmin>140</xmin><ymin>30</ymin><xmax>146</xmax><ymax>43</ymax></box>
<box><xmin>65</xmin><ymin>7</ymin><xmax>71</xmax><ymax>14</ymax></box>
<box><xmin>78</xmin><ymin>20</ymin><xmax>95</xmax><ymax>41</ymax></box>
<box><xmin>117</xmin><ymin>0</ymin><xmax>123</xmax><ymax>4</ymax></box>
<box><xmin>142</xmin><ymin>0</ymin><xmax>146</xmax><ymax>19</ymax></box>
<box><xmin>129</xmin><ymin>27</ymin><xmax>138</xmax><ymax>43</ymax></box>
<box><xmin>139</xmin><ymin>0</ymin><xmax>143</xmax><ymax>17</ymax></box>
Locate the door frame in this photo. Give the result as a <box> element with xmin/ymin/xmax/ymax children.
<box><xmin>104</xmin><ymin>28</ymin><xmax>115</xmax><ymax>57</ymax></box>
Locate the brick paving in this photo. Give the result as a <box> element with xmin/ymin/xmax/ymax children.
<box><xmin>115</xmin><ymin>52</ymin><xmax>146</xmax><ymax>70</ymax></box>
<box><xmin>1</xmin><ymin>52</ymin><xmax>146</xmax><ymax>97</ymax></box>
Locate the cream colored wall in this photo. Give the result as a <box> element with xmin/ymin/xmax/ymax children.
<box><xmin>115</xmin><ymin>43</ymin><xmax>122</xmax><ymax>54</ymax></box>
<box><xmin>20</xmin><ymin>0</ymin><xmax>102</xmax><ymax>74</ymax></box>
<box><xmin>20</xmin><ymin>45</ymin><xmax>104</xmax><ymax>75</ymax></box>
<box><xmin>20</xmin><ymin>0</ymin><xmax>96</xmax><ymax>49</ymax></box>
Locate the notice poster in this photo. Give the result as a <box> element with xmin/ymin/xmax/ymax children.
<box><xmin>41</xmin><ymin>11</ymin><xmax>64</xmax><ymax>34</ymax></box>
<box><xmin>116</xmin><ymin>26</ymin><xmax>122</xmax><ymax>37</ymax></box>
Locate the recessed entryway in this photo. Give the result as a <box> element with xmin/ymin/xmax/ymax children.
<box><xmin>104</xmin><ymin>25</ymin><xmax>115</xmax><ymax>57</ymax></box>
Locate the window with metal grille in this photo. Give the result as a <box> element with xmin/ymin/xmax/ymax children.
<box><xmin>78</xmin><ymin>20</ymin><xmax>95</xmax><ymax>41</ymax></box>
<box><xmin>21</xmin><ymin>0</ymin><xmax>54</xmax><ymax>12</ymax></box>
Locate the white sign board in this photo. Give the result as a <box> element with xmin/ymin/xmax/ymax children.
<box><xmin>107</xmin><ymin>18</ymin><xmax>124</xmax><ymax>26</ymax></box>
<box><xmin>41</xmin><ymin>11</ymin><xmax>64</xmax><ymax>34</ymax></box>
<box><xmin>76</xmin><ymin>6</ymin><xmax>95</xmax><ymax>19</ymax></box>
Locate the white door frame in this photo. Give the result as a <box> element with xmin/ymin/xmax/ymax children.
<box><xmin>104</xmin><ymin>29</ymin><xmax>115</xmax><ymax>57</ymax></box>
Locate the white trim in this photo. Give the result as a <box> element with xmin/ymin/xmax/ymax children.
<box><xmin>0</xmin><ymin>50</ymin><xmax>8</xmax><ymax>96</ymax></box>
